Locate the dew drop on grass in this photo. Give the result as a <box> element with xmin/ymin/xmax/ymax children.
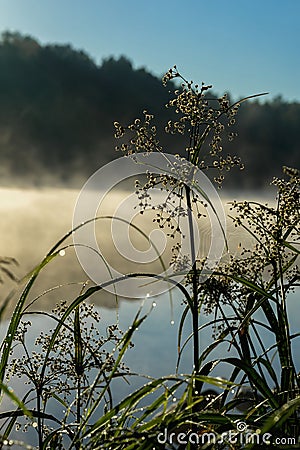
<box><xmin>83</xmin><ymin>434</ymin><xmax>92</xmax><ymax>440</ymax></box>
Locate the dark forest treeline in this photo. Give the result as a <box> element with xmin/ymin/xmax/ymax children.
<box><xmin>0</xmin><ymin>31</ymin><xmax>299</xmax><ymax>188</ymax></box>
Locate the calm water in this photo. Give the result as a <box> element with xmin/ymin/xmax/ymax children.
<box><xmin>0</xmin><ymin>186</ymin><xmax>298</xmax><ymax>447</ymax></box>
<box><xmin>0</xmin><ymin>186</ymin><xmax>267</xmax><ymax>309</ymax></box>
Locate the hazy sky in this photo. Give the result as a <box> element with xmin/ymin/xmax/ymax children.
<box><xmin>0</xmin><ymin>0</ymin><xmax>299</xmax><ymax>101</ymax></box>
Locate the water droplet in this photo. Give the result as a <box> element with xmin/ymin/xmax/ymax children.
<box><xmin>59</xmin><ymin>249</ymin><xmax>66</xmax><ymax>257</ymax></box>
<box><xmin>172</xmin><ymin>397</ymin><xmax>177</xmax><ymax>402</ymax></box>
<box><xmin>32</xmin><ymin>422</ymin><xmax>38</xmax><ymax>428</ymax></box>
<box><xmin>170</xmin><ymin>320</ymin><xmax>175</xmax><ymax>325</ymax></box>
<box><xmin>152</xmin><ymin>301</ymin><xmax>157</xmax><ymax>307</ymax></box>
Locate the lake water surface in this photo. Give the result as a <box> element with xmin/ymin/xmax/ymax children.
<box><xmin>0</xmin><ymin>186</ymin><xmax>299</xmax><ymax>447</ymax></box>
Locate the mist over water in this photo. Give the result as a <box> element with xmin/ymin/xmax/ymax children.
<box><xmin>0</xmin><ymin>187</ymin><xmax>77</xmax><ymax>263</ymax></box>
<box><xmin>0</xmin><ymin>186</ymin><xmax>275</xmax><ymax>313</ymax></box>
<box><xmin>0</xmin><ymin>184</ymin><xmax>297</xmax><ymax>342</ymax></box>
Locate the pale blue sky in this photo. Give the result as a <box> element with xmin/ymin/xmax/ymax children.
<box><xmin>0</xmin><ymin>0</ymin><xmax>299</xmax><ymax>101</ymax></box>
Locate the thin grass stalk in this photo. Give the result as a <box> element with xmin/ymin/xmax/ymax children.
<box><xmin>71</xmin><ymin>312</ymin><xmax>147</xmax><ymax>448</ymax></box>
<box><xmin>211</xmin><ymin>300</ymin><xmax>244</xmax><ymax>360</ymax></box>
<box><xmin>185</xmin><ymin>185</ymin><xmax>199</xmax><ymax>378</ymax></box>
<box><xmin>185</xmin><ymin>184</ymin><xmax>203</xmax><ymax>450</ymax></box>
<box><xmin>36</xmin><ymin>387</ymin><xmax>43</xmax><ymax>449</ymax></box>
<box><xmin>238</xmin><ymin>294</ymin><xmax>273</xmax><ymax>386</ymax></box>
<box><xmin>74</xmin><ymin>304</ymin><xmax>83</xmax><ymax>449</ymax></box>
<box><xmin>278</xmin><ymin>256</ymin><xmax>295</xmax><ymax>395</ymax></box>
<box><xmin>249</xmin><ymin>320</ymin><xmax>279</xmax><ymax>388</ymax></box>
<box><xmin>271</xmin><ymin>257</ymin><xmax>294</xmax><ymax>402</ymax></box>
<box><xmin>214</xmin><ymin>299</ymin><xmax>270</xmax><ymax>391</ymax></box>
